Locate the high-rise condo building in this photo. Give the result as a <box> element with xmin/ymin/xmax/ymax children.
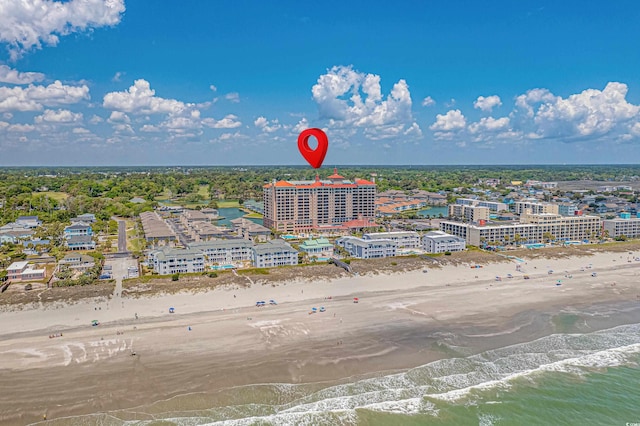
<box><xmin>263</xmin><ymin>168</ymin><xmax>376</xmax><ymax>233</ymax></box>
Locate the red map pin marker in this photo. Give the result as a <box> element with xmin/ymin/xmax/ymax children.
<box><xmin>297</xmin><ymin>128</ymin><xmax>328</xmax><ymax>169</ymax></box>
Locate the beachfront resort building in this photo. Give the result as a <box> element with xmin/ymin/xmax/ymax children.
<box><xmin>448</xmin><ymin>204</ymin><xmax>490</xmax><ymax>223</ymax></box>
<box><xmin>187</xmin><ymin>239</ymin><xmax>254</xmax><ymax>265</ymax></box>
<box><xmin>362</xmin><ymin>231</ymin><xmax>421</xmax><ymax>248</ymax></box>
<box><xmin>6</xmin><ymin>261</ymin><xmax>46</xmax><ymax>282</ymax></box>
<box><xmin>148</xmin><ymin>247</ymin><xmax>205</xmax><ymax>275</ymax></box>
<box><xmin>440</xmin><ymin>211</ymin><xmax>601</xmax><ymax>246</ymax></box>
<box><xmin>251</xmin><ymin>240</ymin><xmax>299</xmax><ymax>268</ymax></box>
<box><xmin>263</xmin><ymin>168</ymin><xmax>376</xmax><ymax>233</ymax></box>
<box><xmin>603</xmin><ymin>216</ymin><xmax>640</xmax><ymax>238</ymax></box>
<box><xmin>422</xmin><ymin>231</ymin><xmax>466</xmax><ymax>253</ymax></box>
<box><xmin>336</xmin><ymin>236</ymin><xmax>397</xmax><ymax>259</ymax></box>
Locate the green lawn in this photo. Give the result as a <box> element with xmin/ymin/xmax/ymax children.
<box><xmin>217</xmin><ymin>199</ymin><xmax>240</xmax><ymax>208</ymax></box>
<box><xmin>244</xmin><ymin>212</ymin><xmax>263</xmax><ymax>218</ymax></box>
<box><xmin>32</xmin><ymin>191</ymin><xmax>69</xmax><ymax>202</ymax></box>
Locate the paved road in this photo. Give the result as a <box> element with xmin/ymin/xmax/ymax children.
<box><xmin>117</xmin><ymin>220</ymin><xmax>127</xmax><ymax>252</ymax></box>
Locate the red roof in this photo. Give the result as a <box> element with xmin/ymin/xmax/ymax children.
<box><xmin>341</xmin><ymin>218</ymin><xmax>377</xmax><ymax>229</ymax></box>
<box><xmin>355</xmin><ymin>178</ymin><xmax>375</xmax><ymax>185</ymax></box>
<box><xmin>328</xmin><ymin>167</ymin><xmax>345</xmax><ymax>180</ymax></box>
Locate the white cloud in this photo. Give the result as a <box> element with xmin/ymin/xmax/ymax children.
<box><xmin>474</xmin><ymin>95</ymin><xmax>502</xmax><ymax>112</ymax></box>
<box><xmin>140</xmin><ymin>124</ymin><xmax>160</xmax><ymax>132</ymax></box>
<box><xmin>254</xmin><ymin>116</ymin><xmax>282</xmax><ymax>133</ymax></box>
<box><xmin>429</xmin><ymin>109</ymin><xmax>466</xmax><ymax>131</ymax></box>
<box><xmin>202</xmin><ymin>114</ymin><xmax>242</xmax><ymax>129</ymax></box>
<box><xmin>0</xmin><ymin>0</ymin><xmax>126</xmax><ymax>59</ymax></box>
<box><xmin>0</xmin><ymin>65</ymin><xmax>45</xmax><ymax>84</ymax></box>
<box><xmin>72</xmin><ymin>127</ymin><xmax>90</xmax><ymax>134</ymax></box>
<box><xmin>8</xmin><ymin>123</ymin><xmax>35</xmax><ymax>132</ymax></box>
<box><xmin>3</xmin><ymin>112</ymin><xmax>12</xmax><ymax>119</ymax></box>
<box><xmin>292</xmin><ymin>117</ymin><xmax>309</xmax><ymax>133</ymax></box>
<box><xmin>224</xmin><ymin>92</ymin><xmax>240</xmax><ymax>103</ymax></box>
<box><xmin>0</xmin><ymin>121</ymin><xmax>8</xmax><ymax>130</ymax></box>
<box><xmin>468</xmin><ymin>116</ymin><xmax>510</xmax><ymax>133</ymax></box>
<box><xmin>103</xmin><ymin>79</ymin><xmax>194</xmax><ymax>115</ymax></box>
<box><xmin>311</xmin><ymin>65</ymin><xmax>420</xmax><ymax>140</ymax></box>
<box><xmin>107</xmin><ymin>110</ymin><xmax>130</xmax><ymax>123</ymax></box>
<box><xmin>112</xmin><ymin>71</ymin><xmax>124</xmax><ymax>82</ymax></box>
<box><xmin>514</xmin><ymin>88</ymin><xmax>556</xmax><ymax>117</ymax></box>
<box><xmin>533</xmin><ymin>82</ymin><xmax>639</xmax><ymax>138</ymax></box>
<box><xmin>0</xmin><ymin>80</ymin><xmax>89</xmax><ymax>111</ymax></box>
<box><xmin>209</xmin><ymin>84</ymin><xmax>217</xmax><ymax>92</ymax></box>
<box><xmin>89</xmin><ymin>114</ymin><xmax>103</xmax><ymax>124</ymax></box>
<box><xmin>421</xmin><ymin>96</ymin><xmax>435</xmax><ymax>107</ymax></box>
<box><xmin>211</xmin><ymin>131</ymin><xmax>249</xmax><ymax>144</ymax></box>
<box><xmin>35</xmin><ymin>108</ymin><xmax>83</xmax><ymax>123</ymax></box>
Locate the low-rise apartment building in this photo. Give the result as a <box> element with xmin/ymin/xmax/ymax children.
<box><xmin>187</xmin><ymin>239</ymin><xmax>254</xmax><ymax>265</ymax></box>
<box><xmin>362</xmin><ymin>231</ymin><xmax>420</xmax><ymax>248</ymax></box>
<box><xmin>252</xmin><ymin>240</ymin><xmax>298</xmax><ymax>268</ymax></box>
<box><xmin>336</xmin><ymin>236</ymin><xmax>397</xmax><ymax>259</ymax></box>
<box><xmin>603</xmin><ymin>217</ymin><xmax>640</xmax><ymax>238</ymax></box>
<box><xmin>148</xmin><ymin>247</ymin><xmax>205</xmax><ymax>275</ymax></box>
<box><xmin>422</xmin><ymin>231</ymin><xmax>466</xmax><ymax>253</ymax></box>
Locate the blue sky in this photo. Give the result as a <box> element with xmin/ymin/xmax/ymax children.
<box><xmin>1</xmin><ymin>0</ymin><xmax>640</xmax><ymax>166</ymax></box>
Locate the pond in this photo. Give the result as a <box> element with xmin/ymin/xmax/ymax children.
<box><xmin>216</xmin><ymin>207</ymin><xmax>263</xmax><ymax>227</ymax></box>
<box><xmin>417</xmin><ymin>206</ymin><xmax>448</xmax><ymax>218</ymax></box>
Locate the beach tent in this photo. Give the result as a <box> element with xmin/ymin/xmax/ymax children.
<box><xmin>169</xmin><ymin>307</ymin><xmax>175</xmax><ymax>313</ymax></box>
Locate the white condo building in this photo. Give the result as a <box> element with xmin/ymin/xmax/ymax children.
<box><xmin>336</xmin><ymin>236</ymin><xmax>397</xmax><ymax>259</ymax></box>
<box><xmin>187</xmin><ymin>239</ymin><xmax>254</xmax><ymax>264</ymax></box>
<box><xmin>603</xmin><ymin>217</ymin><xmax>640</xmax><ymax>238</ymax></box>
<box><xmin>448</xmin><ymin>204</ymin><xmax>490</xmax><ymax>222</ymax></box>
<box><xmin>148</xmin><ymin>247</ymin><xmax>205</xmax><ymax>275</ymax></box>
<box><xmin>252</xmin><ymin>240</ymin><xmax>299</xmax><ymax>268</ymax></box>
<box><xmin>422</xmin><ymin>231</ymin><xmax>466</xmax><ymax>253</ymax></box>
<box><xmin>362</xmin><ymin>231</ymin><xmax>420</xmax><ymax>248</ymax></box>
<box><xmin>440</xmin><ymin>211</ymin><xmax>601</xmax><ymax>246</ymax></box>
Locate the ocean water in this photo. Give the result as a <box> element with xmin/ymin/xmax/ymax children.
<box><xmin>51</xmin><ymin>316</ymin><xmax>640</xmax><ymax>426</ymax></box>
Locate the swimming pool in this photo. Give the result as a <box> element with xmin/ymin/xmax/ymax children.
<box><xmin>525</xmin><ymin>243</ymin><xmax>546</xmax><ymax>249</ymax></box>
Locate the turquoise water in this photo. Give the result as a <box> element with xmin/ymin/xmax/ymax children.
<box><xmin>418</xmin><ymin>206</ymin><xmax>448</xmax><ymax>218</ymax></box>
<box><xmin>69</xmin><ymin>318</ymin><xmax>640</xmax><ymax>425</ymax></box>
<box><xmin>216</xmin><ymin>207</ymin><xmax>263</xmax><ymax>227</ymax></box>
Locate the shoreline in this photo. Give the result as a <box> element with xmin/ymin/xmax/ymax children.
<box><xmin>1</xmin><ymin>250</ymin><xmax>640</xmax><ymax>424</ymax></box>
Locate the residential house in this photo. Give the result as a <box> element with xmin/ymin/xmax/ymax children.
<box><xmin>252</xmin><ymin>240</ymin><xmax>298</xmax><ymax>268</ymax></box>
<box><xmin>298</xmin><ymin>238</ymin><xmax>334</xmax><ymax>259</ymax></box>
<box><xmin>16</xmin><ymin>216</ymin><xmax>42</xmax><ymax>228</ymax></box>
<box><xmin>71</xmin><ymin>213</ymin><xmax>96</xmax><ymax>223</ymax></box>
<box><xmin>64</xmin><ymin>222</ymin><xmax>93</xmax><ymax>238</ymax></box>
<box><xmin>6</xmin><ymin>261</ymin><xmax>45</xmax><ymax>281</ymax></box>
<box><xmin>65</xmin><ymin>235</ymin><xmax>96</xmax><ymax>251</ymax></box>
<box><xmin>59</xmin><ymin>253</ymin><xmax>96</xmax><ymax>271</ymax></box>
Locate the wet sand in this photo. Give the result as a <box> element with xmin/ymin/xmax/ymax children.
<box><xmin>1</xmin><ymin>251</ymin><xmax>640</xmax><ymax>424</ymax></box>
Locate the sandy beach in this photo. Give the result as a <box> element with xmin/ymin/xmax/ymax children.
<box><xmin>1</xmin><ymin>250</ymin><xmax>640</xmax><ymax>424</ymax></box>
